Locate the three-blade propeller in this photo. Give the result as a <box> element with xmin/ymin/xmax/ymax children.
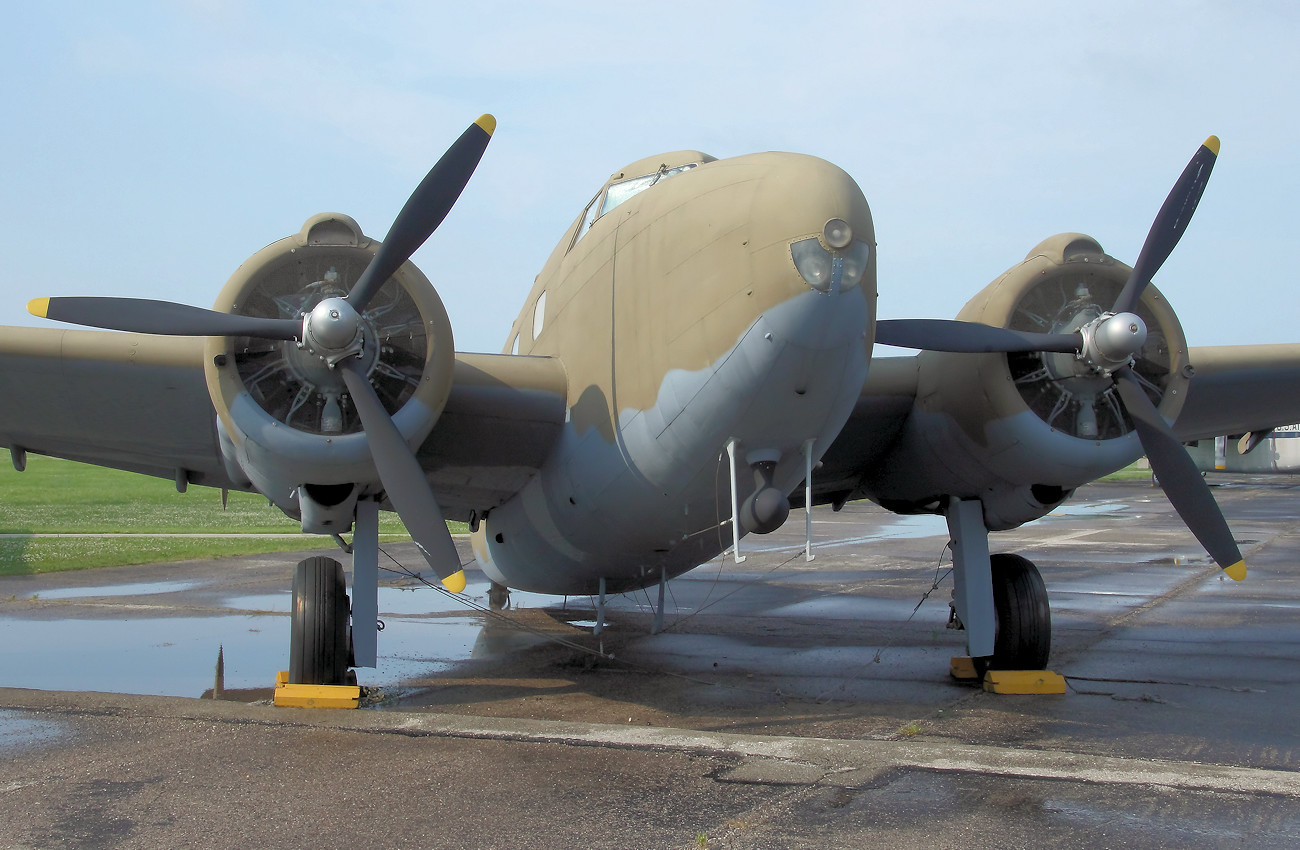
<box><xmin>29</xmin><ymin>114</ymin><xmax>499</xmax><ymax>591</ymax></box>
<box><xmin>878</xmin><ymin>137</ymin><xmax>1242</xmax><ymax>580</ymax></box>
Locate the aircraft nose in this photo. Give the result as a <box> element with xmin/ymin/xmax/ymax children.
<box><xmin>745</xmin><ymin>153</ymin><xmax>877</xmax><ymax>302</ymax></box>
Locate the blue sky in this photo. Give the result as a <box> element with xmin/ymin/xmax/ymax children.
<box><xmin>1</xmin><ymin>2</ymin><xmax>1297</xmax><ymax>353</ymax></box>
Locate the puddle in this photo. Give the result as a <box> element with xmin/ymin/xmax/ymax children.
<box><xmin>1044</xmin><ymin>501</ymin><xmax>1130</xmax><ymax>519</ymax></box>
<box><xmin>0</xmin><ymin>576</ymin><xmax>590</xmax><ymax>698</ymax></box>
<box><xmin>222</xmin><ymin>582</ymin><xmax>561</xmax><ymax>617</ymax></box>
<box><xmin>744</xmin><ymin>513</ymin><xmax>949</xmax><ymax>554</ymax></box>
<box><xmin>0</xmin><ymin>610</ymin><xmax>520</xmax><ymax>698</ymax></box>
<box><xmin>28</xmin><ymin>580</ymin><xmax>205</xmax><ymax>601</ymax></box>
<box><xmin>0</xmin><ymin>709</ymin><xmax>68</xmax><ymax>754</ymax></box>
<box><xmin>767</xmin><ymin>595</ymin><xmax>949</xmax><ymax>622</ymax></box>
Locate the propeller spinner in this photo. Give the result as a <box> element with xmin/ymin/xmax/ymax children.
<box><xmin>29</xmin><ymin>114</ymin><xmax>499</xmax><ymax>592</ymax></box>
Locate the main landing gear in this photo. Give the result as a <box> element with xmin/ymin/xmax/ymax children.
<box><xmin>286</xmin><ymin>496</ymin><xmax>383</xmax><ymax>689</ymax></box>
<box><xmin>945</xmin><ymin>497</ymin><xmax>1052</xmax><ymax>673</ymax></box>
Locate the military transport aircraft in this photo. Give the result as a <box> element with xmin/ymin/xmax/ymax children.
<box><xmin>4</xmin><ymin>115</ymin><xmax>1300</xmax><ymax>686</ymax></box>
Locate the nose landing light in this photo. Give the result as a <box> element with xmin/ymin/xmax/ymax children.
<box><xmin>791</xmin><ymin>219</ymin><xmax>871</xmax><ymax>294</ymax></box>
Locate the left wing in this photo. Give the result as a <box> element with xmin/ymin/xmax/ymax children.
<box><xmin>814</xmin><ymin>342</ymin><xmax>1300</xmax><ymax>513</ymax></box>
<box><xmin>1174</xmin><ymin>344</ymin><xmax>1300</xmax><ymax>441</ymax></box>
<box><xmin>805</xmin><ymin>355</ymin><xmax>918</xmax><ymax>507</ymax></box>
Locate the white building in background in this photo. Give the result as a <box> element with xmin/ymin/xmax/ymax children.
<box><xmin>1185</xmin><ymin>424</ymin><xmax>1300</xmax><ymax>474</ymax></box>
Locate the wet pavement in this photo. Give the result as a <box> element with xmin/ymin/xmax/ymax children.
<box><xmin>3</xmin><ymin>476</ymin><xmax>1300</xmax><ymax>847</ymax></box>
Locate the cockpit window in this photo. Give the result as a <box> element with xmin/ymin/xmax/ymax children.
<box><xmin>569</xmin><ymin>163</ymin><xmax>699</xmax><ymax>252</ymax></box>
<box><xmin>599</xmin><ymin>163</ymin><xmax>696</xmax><ymax>217</ymax></box>
<box><xmin>575</xmin><ymin>192</ymin><xmax>601</xmax><ymax>244</ymax></box>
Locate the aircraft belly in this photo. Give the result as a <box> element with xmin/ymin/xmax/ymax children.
<box><xmin>477</xmin><ymin>292</ymin><xmax>869</xmax><ymax>595</ymax></box>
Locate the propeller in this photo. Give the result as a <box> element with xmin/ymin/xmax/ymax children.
<box><xmin>876</xmin><ymin>319</ymin><xmax>1081</xmax><ymax>354</ymax></box>
<box><xmin>339</xmin><ymin>359</ymin><xmax>466</xmax><ymax>592</ymax></box>
<box><xmin>881</xmin><ymin>137</ymin><xmax>1244</xmax><ymax>580</ymax></box>
<box><xmin>29</xmin><ymin>113</ymin><xmax>498</xmax><ymax>590</ymax></box>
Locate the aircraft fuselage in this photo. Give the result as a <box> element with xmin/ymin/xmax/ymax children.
<box><xmin>473</xmin><ymin>151</ymin><xmax>876</xmax><ymax>594</ymax></box>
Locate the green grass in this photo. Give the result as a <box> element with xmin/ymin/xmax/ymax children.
<box><xmin>1099</xmin><ymin>462</ymin><xmax>1155</xmax><ymax>482</ymax></box>
<box><xmin>0</xmin><ymin>448</ymin><xmax>468</xmax><ymax>576</ymax></box>
<box><xmin>0</xmin><ymin>535</ymin><xmax>348</xmax><ymax>576</ymax></box>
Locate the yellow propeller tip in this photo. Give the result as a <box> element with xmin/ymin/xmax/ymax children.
<box><xmin>442</xmin><ymin>569</ymin><xmax>467</xmax><ymax>594</ymax></box>
<box><xmin>1203</xmin><ymin>135</ymin><xmax>1221</xmax><ymax>156</ymax></box>
<box><xmin>27</xmin><ymin>297</ymin><xmax>50</xmax><ymax>318</ymax></box>
<box><xmin>475</xmin><ymin>114</ymin><xmax>497</xmax><ymax>136</ymax></box>
<box><xmin>1224</xmin><ymin>559</ymin><xmax>1246</xmax><ymax>581</ymax></box>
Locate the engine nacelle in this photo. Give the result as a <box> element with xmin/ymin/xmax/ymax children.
<box><xmin>203</xmin><ymin>213</ymin><xmax>455</xmax><ymax>530</ymax></box>
<box><xmin>864</xmin><ymin>233</ymin><xmax>1191</xmax><ymax>530</ymax></box>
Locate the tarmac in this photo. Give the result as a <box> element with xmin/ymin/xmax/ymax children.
<box><xmin>4</xmin><ymin>475</ymin><xmax>1300</xmax><ymax>848</ymax></box>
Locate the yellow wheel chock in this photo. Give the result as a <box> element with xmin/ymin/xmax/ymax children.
<box><xmin>950</xmin><ymin>658</ymin><xmax>1066</xmax><ymax>694</ymax></box>
<box><xmin>272</xmin><ymin>671</ymin><xmax>361</xmax><ymax>709</ymax></box>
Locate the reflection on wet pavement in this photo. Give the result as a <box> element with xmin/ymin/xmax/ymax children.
<box><xmin>0</xmin><ymin>582</ymin><xmax>566</xmax><ymax>698</ymax></box>
<box><xmin>0</xmin><ymin>709</ymin><xmax>67</xmax><ymax>754</ymax></box>
<box><xmin>26</xmin><ymin>580</ymin><xmax>204</xmax><ymax>601</ymax></box>
<box><xmin>1</xmin><ymin>483</ymin><xmax>1292</xmax><ymax>715</ymax></box>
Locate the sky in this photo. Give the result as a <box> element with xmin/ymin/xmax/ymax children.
<box><xmin>1</xmin><ymin>1</ymin><xmax>1297</xmax><ymax>355</ymax></box>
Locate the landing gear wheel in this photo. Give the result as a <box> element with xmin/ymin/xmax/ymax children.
<box><xmin>978</xmin><ymin>553</ymin><xmax>1051</xmax><ymax>672</ymax></box>
<box><xmin>289</xmin><ymin>556</ymin><xmax>351</xmax><ymax>685</ymax></box>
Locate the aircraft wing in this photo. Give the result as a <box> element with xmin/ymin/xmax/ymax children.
<box><xmin>1175</xmin><ymin>344</ymin><xmax>1300</xmax><ymax>441</ymax></box>
<box><xmin>806</xmin><ymin>355</ymin><xmax>919</xmax><ymax>503</ymax></box>
<box><xmin>0</xmin><ymin>326</ymin><xmax>229</xmax><ymax>486</ymax></box>
<box><xmin>0</xmin><ymin>326</ymin><xmax>568</xmax><ymax>516</ymax></box>
<box><xmin>418</xmin><ymin>352</ymin><xmax>567</xmax><ymax>517</ymax></box>
<box><xmin>810</xmin><ymin>342</ymin><xmax>1300</xmax><ymax>510</ymax></box>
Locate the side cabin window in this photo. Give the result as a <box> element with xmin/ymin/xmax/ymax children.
<box><xmin>568</xmin><ymin>162</ymin><xmax>698</xmax><ymax>252</ymax></box>
<box><xmin>532</xmin><ymin>290</ymin><xmax>547</xmax><ymax>340</ymax></box>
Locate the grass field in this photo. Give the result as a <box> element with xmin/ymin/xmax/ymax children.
<box><xmin>1</xmin><ymin>446</ymin><xmax>1154</xmax><ymax>577</ymax></box>
<box><xmin>1099</xmin><ymin>462</ymin><xmax>1154</xmax><ymax>482</ymax></box>
<box><xmin>0</xmin><ymin>448</ymin><xmax>472</xmax><ymax>576</ymax></box>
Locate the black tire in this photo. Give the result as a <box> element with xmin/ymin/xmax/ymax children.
<box><xmin>985</xmin><ymin>553</ymin><xmax>1051</xmax><ymax>670</ymax></box>
<box><xmin>289</xmin><ymin>556</ymin><xmax>350</xmax><ymax>685</ymax></box>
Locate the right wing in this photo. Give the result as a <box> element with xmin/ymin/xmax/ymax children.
<box><xmin>417</xmin><ymin>352</ymin><xmax>568</xmax><ymax>517</ymax></box>
<box><xmin>0</xmin><ymin>326</ymin><xmax>228</xmax><ymax>485</ymax></box>
<box><xmin>0</xmin><ymin>325</ymin><xmax>568</xmax><ymax>518</ymax></box>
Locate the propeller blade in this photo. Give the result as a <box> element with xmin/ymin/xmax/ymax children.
<box><xmin>337</xmin><ymin>358</ymin><xmax>465</xmax><ymax>593</ymax></box>
<box><xmin>1113</xmin><ymin>367</ymin><xmax>1245</xmax><ymax>579</ymax></box>
<box><xmin>1113</xmin><ymin>137</ymin><xmax>1219</xmax><ymax>314</ymax></box>
<box><xmin>875</xmin><ymin>318</ymin><xmax>1081</xmax><ymax>354</ymax></box>
<box><xmin>28</xmin><ymin>296</ymin><xmax>301</xmax><ymax>340</ymax></box>
<box><xmin>347</xmin><ymin>114</ymin><xmax>496</xmax><ymax>312</ymax></box>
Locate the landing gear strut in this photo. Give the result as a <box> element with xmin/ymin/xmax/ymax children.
<box><xmin>289</xmin><ymin>556</ymin><xmax>352</xmax><ymax>685</ymax></box>
<box><xmin>946</xmin><ymin>497</ymin><xmax>1052</xmax><ymax>671</ymax></box>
